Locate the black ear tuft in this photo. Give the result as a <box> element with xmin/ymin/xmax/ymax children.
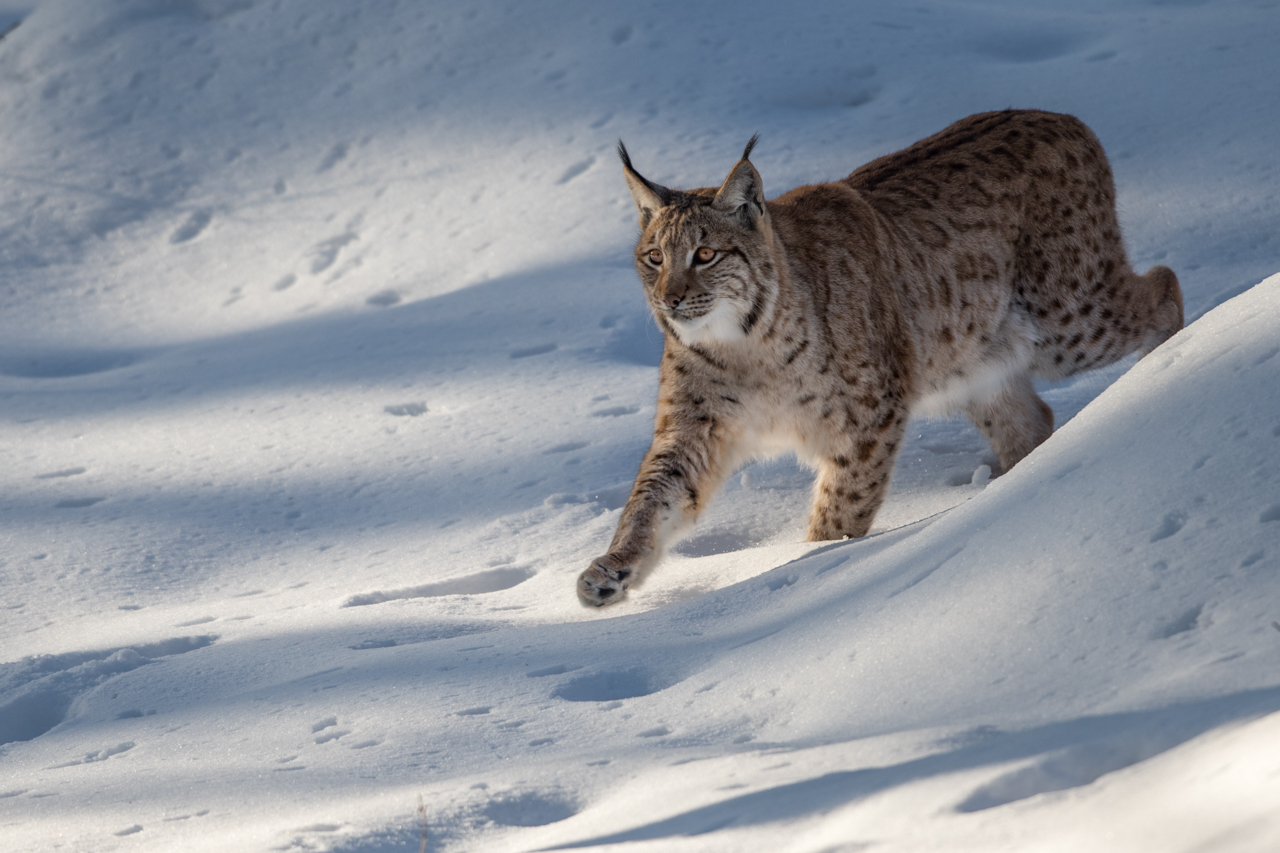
<box><xmin>741</xmin><ymin>133</ymin><xmax>760</xmax><ymax>162</ymax></box>
<box><xmin>619</xmin><ymin>141</ymin><xmax>674</xmax><ymax>220</ymax></box>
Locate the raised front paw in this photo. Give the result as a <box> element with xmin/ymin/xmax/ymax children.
<box><xmin>577</xmin><ymin>554</ymin><xmax>634</xmax><ymax>607</ymax></box>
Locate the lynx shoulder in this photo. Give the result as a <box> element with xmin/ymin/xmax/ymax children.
<box><xmin>578</xmin><ymin>109</ymin><xmax>1183</xmax><ymax>606</ymax></box>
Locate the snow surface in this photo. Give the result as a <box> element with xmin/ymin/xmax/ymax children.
<box><xmin>2</xmin><ymin>1</ymin><xmax>1279</xmax><ymax>850</ymax></box>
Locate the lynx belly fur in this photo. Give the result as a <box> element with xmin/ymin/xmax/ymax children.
<box><xmin>578</xmin><ymin>109</ymin><xmax>1183</xmax><ymax>606</ymax></box>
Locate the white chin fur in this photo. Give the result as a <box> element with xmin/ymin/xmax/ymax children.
<box><xmin>669</xmin><ymin>300</ymin><xmax>746</xmax><ymax>346</ymax></box>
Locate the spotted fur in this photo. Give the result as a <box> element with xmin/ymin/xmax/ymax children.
<box><xmin>579</xmin><ymin>110</ymin><xmax>1183</xmax><ymax>606</ymax></box>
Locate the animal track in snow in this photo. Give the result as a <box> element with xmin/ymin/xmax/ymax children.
<box><xmin>0</xmin><ymin>635</ymin><xmax>215</xmax><ymax>745</ymax></box>
<box><xmin>1154</xmin><ymin>604</ymin><xmax>1205</xmax><ymax>639</ymax></box>
<box><xmin>553</xmin><ymin>667</ymin><xmax>676</xmax><ymax>703</ymax></box>
<box><xmin>765</xmin><ymin>574</ymin><xmax>798</xmax><ymax>591</ymax></box>
<box><xmin>35</xmin><ymin>467</ymin><xmax>86</xmax><ymax>479</ymax></box>
<box><xmin>970</xmin><ymin>26</ymin><xmax>1094</xmax><ymax>63</ymax></box>
<box><xmin>55</xmin><ymin>497</ymin><xmax>106</xmax><ymax>508</ymax></box>
<box><xmin>310</xmin><ymin>717</ymin><xmax>352</xmax><ymax>744</ymax></box>
<box><xmin>557</xmin><ymin>156</ymin><xmax>595</xmax><ymax>185</ymax></box>
<box><xmin>116</xmin><ymin>708</ymin><xmax>156</xmax><ymax>719</ymax></box>
<box><xmin>366</xmin><ymin>289</ymin><xmax>400</xmax><ymax>307</ymax></box>
<box><xmin>307</xmin><ymin>232</ymin><xmax>357</xmax><ymax>274</ymax></box>
<box><xmin>481</xmin><ymin>790</ymin><xmax>579</xmax><ymax>827</ymax></box>
<box><xmin>591</xmin><ymin>405</ymin><xmax>639</xmax><ymax>417</ymax></box>
<box><xmin>1150</xmin><ymin>511</ymin><xmax>1188</xmax><ymax>542</ymax></box>
<box><xmin>527</xmin><ymin>664</ymin><xmax>582</xmax><ymax>678</ymax></box>
<box><xmin>317</xmin><ymin>141</ymin><xmax>349</xmax><ymax>172</ymax></box>
<box><xmin>51</xmin><ymin>740</ymin><xmax>135</xmax><ymax>768</ymax></box>
<box><xmin>349</xmin><ymin>638</ymin><xmax>398</xmax><ymax>650</ymax></box>
<box><xmin>544</xmin><ymin>441</ymin><xmax>588</xmax><ymax>454</ymax></box>
<box><xmin>0</xmin><ymin>349</ymin><xmax>142</xmax><ymax>378</ymax></box>
<box><xmin>315</xmin><ymin>729</ymin><xmax>350</xmax><ymax>744</ymax></box>
<box><xmin>1260</xmin><ymin>504</ymin><xmax>1280</xmax><ymax>523</ymax></box>
<box><xmin>341</xmin><ymin>566</ymin><xmax>535</xmax><ymax>606</ymax></box>
<box><xmin>384</xmin><ymin>402</ymin><xmax>427</xmax><ymax>417</ymax></box>
<box><xmin>170</xmin><ymin>208</ymin><xmax>212</xmax><ymax>243</ymax></box>
<box><xmin>764</xmin><ymin>64</ymin><xmax>877</xmax><ymax>110</ymax></box>
<box><xmin>510</xmin><ymin>343</ymin><xmax>557</xmax><ymax>359</ymax></box>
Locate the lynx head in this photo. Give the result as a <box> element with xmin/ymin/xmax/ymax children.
<box><xmin>619</xmin><ymin>137</ymin><xmax>779</xmax><ymax>347</ymax></box>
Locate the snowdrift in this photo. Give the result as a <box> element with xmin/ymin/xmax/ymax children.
<box><xmin>5</xmin><ymin>277</ymin><xmax>1278</xmax><ymax>851</ymax></box>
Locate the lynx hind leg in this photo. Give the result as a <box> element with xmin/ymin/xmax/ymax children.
<box><xmin>1137</xmin><ymin>264</ymin><xmax>1184</xmax><ymax>356</ymax></box>
<box><xmin>806</xmin><ymin>419</ymin><xmax>907</xmax><ymax>542</ymax></box>
<box><xmin>964</xmin><ymin>373</ymin><xmax>1054</xmax><ymax>474</ymax></box>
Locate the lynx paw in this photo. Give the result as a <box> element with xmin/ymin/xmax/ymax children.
<box><xmin>577</xmin><ymin>555</ymin><xmax>633</xmax><ymax>607</ymax></box>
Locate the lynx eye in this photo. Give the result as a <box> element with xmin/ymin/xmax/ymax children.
<box><xmin>694</xmin><ymin>247</ymin><xmax>716</xmax><ymax>264</ymax></box>
<box><xmin>647</xmin><ymin>248</ymin><xmax>664</xmax><ymax>265</ymax></box>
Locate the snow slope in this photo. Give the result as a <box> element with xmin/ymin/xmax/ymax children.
<box><xmin>1</xmin><ymin>1</ymin><xmax>1278</xmax><ymax>850</ymax></box>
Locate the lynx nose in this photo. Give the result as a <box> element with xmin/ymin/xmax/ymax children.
<box><xmin>663</xmin><ymin>292</ymin><xmax>683</xmax><ymax>309</ymax></box>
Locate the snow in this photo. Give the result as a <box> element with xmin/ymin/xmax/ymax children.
<box><xmin>1</xmin><ymin>1</ymin><xmax>1278</xmax><ymax>850</ymax></box>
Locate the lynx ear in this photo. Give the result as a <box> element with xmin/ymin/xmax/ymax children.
<box><xmin>618</xmin><ymin>141</ymin><xmax>671</xmax><ymax>228</ymax></box>
<box><xmin>713</xmin><ymin>135</ymin><xmax>765</xmax><ymax>228</ymax></box>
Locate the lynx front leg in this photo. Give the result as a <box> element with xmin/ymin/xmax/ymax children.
<box><xmin>806</xmin><ymin>415</ymin><xmax>907</xmax><ymax>541</ymax></box>
<box><xmin>579</xmin><ymin>430</ymin><xmax>732</xmax><ymax>606</ymax></box>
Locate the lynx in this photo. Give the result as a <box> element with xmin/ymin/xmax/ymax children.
<box><xmin>578</xmin><ymin>109</ymin><xmax>1183</xmax><ymax>606</ymax></box>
